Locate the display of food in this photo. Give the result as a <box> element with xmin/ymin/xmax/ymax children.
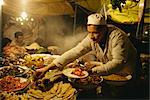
<box><xmin>0</xmin><ymin>66</ymin><xmax>29</xmax><ymax>78</ymax></box>
<box><xmin>0</xmin><ymin>76</ymin><xmax>29</xmax><ymax>92</ymax></box>
<box><xmin>0</xmin><ymin>81</ymin><xmax>77</xmax><ymax>100</ymax></box>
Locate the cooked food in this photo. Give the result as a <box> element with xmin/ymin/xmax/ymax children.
<box><xmin>103</xmin><ymin>74</ymin><xmax>129</xmax><ymax>81</ymax></box>
<box><xmin>23</xmin><ymin>54</ymin><xmax>56</xmax><ymax>68</ymax></box>
<box><xmin>72</xmin><ymin>68</ymin><xmax>85</xmax><ymax>76</ymax></box>
<box><xmin>25</xmin><ymin>43</ymin><xmax>41</xmax><ymax>50</ymax></box>
<box><xmin>0</xmin><ymin>76</ymin><xmax>29</xmax><ymax>92</ymax></box>
<box><xmin>23</xmin><ymin>55</ymin><xmax>45</xmax><ymax>68</ymax></box>
<box><xmin>63</xmin><ymin>68</ymin><xmax>88</xmax><ymax>78</ymax></box>
<box><xmin>0</xmin><ymin>66</ymin><xmax>28</xmax><ymax>78</ymax></box>
<box><xmin>0</xmin><ymin>81</ymin><xmax>77</xmax><ymax>100</ymax></box>
<box><xmin>76</xmin><ymin>75</ymin><xmax>103</xmax><ymax>85</ymax></box>
<box><xmin>3</xmin><ymin>45</ymin><xmax>28</xmax><ymax>60</ymax></box>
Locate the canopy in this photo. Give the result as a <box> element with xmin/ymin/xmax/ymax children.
<box><xmin>2</xmin><ymin>0</ymin><xmax>109</xmax><ymax>16</ymax></box>
<box><xmin>3</xmin><ymin>0</ymin><xmax>74</xmax><ymax>16</ymax></box>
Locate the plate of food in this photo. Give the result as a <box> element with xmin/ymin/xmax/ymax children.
<box><xmin>0</xmin><ymin>76</ymin><xmax>30</xmax><ymax>92</ymax></box>
<box><xmin>102</xmin><ymin>74</ymin><xmax>132</xmax><ymax>86</ymax></box>
<box><xmin>63</xmin><ymin>68</ymin><xmax>88</xmax><ymax>78</ymax></box>
<box><xmin>67</xmin><ymin>72</ymin><xmax>103</xmax><ymax>90</ymax></box>
<box><xmin>0</xmin><ymin>65</ymin><xmax>29</xmax><ymax>78</ymax></box>
<box><xmin>23</xmin><ymin>54</ymin><xmax>60</xmax><ymax>68</ymax></box>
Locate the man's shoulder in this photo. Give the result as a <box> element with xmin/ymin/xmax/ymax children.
<box><xmin>107</xmin><ymin>26</ymin><xmax>128</xmax><ymax>40</ymax></box>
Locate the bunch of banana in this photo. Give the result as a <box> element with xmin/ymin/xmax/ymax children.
<box><xmin>0</xmin><ymin>92</ymin><xmax>31</xmax><ymax>100</ymax></box>
<box><xmin>0</xmin><ymin>92</ymin><xmax>19</xmax><ymax>100</ymax></box>
<box><xmin>27</xmin><ymin>81</ymin><xmax>77</xmax><ymax>100</ymax></box>
<box><xmin>43</xmin><ymin>81</ymin><xmax>77</xmax><ymax>100</ymax></box>
<box><xmin>27</xmin><ymin>89</ymin><xmax>44</xmax><ymax>99</ymax></box>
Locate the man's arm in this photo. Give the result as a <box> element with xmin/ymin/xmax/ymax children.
<box><xmin>52</xmin><ymin>35</ymin><xmax>92</xmax><ymax>68</ymax></box>
<box><xmin>36</xmin><ymin>35</ymin><xmax>92</xmax><ymax>75</ymax></box>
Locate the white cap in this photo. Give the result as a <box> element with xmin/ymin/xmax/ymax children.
<box><xmin>87</xmin><ymin>13</ymin><xmax>106</xmax><ymax>25</ymax></box>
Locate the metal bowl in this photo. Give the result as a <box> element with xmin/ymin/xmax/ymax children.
<box><xmin>103</xmin><ymin>74</ymin><xmax>132</xmax><ymax>86</ymax></box>
<box><xmin>68</xmin><ymin>76</ymin><xmax>103</xmax><ymax>90</ymax></box>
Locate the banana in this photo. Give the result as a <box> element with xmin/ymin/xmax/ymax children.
<box><xmin>49</xmin><ymin>83</ymin><xmax>59</xmax><ymax>94</ymax></box>
<box><xmin>58</xmin><ymin>83</ymin><xmax>72</xmax><ymax>97</ymax></box>
<box><xmin>43</xmin><ymin>93</ymin><xmax>56</xmax><ymax>100</ymax></box>
<box><xmin>56</xmin><ymin>81</ymin><xmax>63</xmax><ymax>95</ymax></box>
<box><xmin>63</xmin><ymin>88</ymin><xmax>76</xmax><ymax>99</ymax></box>
<box><xmin>27</xmin><ymin>89</ymin><xmax>43</xmax><ymax>99</ymax></box>
<box><xmin>19</xmin><ymin>94</ymin><xmax>29</xmax><ymax>100</ymax></box>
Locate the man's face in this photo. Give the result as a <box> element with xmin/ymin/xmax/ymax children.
<box><xmin>87</xmin><ymin>25</ymin><xmax>104</xmax><ymax>43</ymax></box>
<box><xmin>17</xmin><ymin>35</ymin><xmax>24</xmax><ymax>42</ymax></box>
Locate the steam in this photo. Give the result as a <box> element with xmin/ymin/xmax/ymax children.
<box><xmin>38</xmin><ymin>16</ymin><xmax>87</xmax><ymax>54</ymax></box>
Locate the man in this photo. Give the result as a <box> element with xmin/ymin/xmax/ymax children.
<box><xmin>10</xmin><ymin>31</ymin><xmax>26</xmax><ymax>47</ymax></box>
<box><xmin>36</xmin><ymin>13</ymin><xmax>137</xmax><ymax>78</ymax></box>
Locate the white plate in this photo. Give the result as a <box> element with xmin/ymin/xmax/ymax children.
<box><xmin>0</xmin><ymin>65</ymin><xmax>30</xmax><ymax>77</ymax></box>
<box><xmin>63</xmin><ymin>68</ymin><xmax>88</xmax><ymax>78</ymax></box>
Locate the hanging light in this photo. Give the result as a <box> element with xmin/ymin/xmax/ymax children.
<box><xmin>31</xmin><ymin>18</ymin><xmax>34</xmax><ymax>21</ymax></box>
<box><xmin>21</xmin><ymin>11</ymin><xmax>28</xmax><ymax>19</ymax></box>
<box><xmin>15</xmin><ymin>11</ymin><xmax>34</xmax><ymax>25</ymax></box>
<box><xmin>0</xmin><ymin>0</ymin><xmax>4</xmax><ymax>6</ymax></box>
<box><xmin>20</xmin><ymin>22</ymin><xmax>24</xmax><ymax>25</ymax></box>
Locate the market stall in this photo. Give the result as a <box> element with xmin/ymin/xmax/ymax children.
<box><xmin>0</xmin><ymin>51</ymin><xmax>135</xmax><ymax>99</ymax></box>
<box><xmin>0</xmin><ymin>0</ymin><xmax>149</xmax><ymax>100</ymax></box>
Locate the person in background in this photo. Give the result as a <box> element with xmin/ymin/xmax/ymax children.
<box><xmin>2</xmin><ymin>38</ymin><xmax>12</xmax><ymax>56</ymax></box>
<box><xmin>10</xmin><ymin>31</ymin><xmax>27</xmax><ymax>47</ymax></box>
<box><xmin>36</xmin><ymin>13</ymin><xmax>137</xmax><ymax>80</ymax></box>
<box><xmin>2</xmin><ymin>38</ymin><xmax>12</xmax><ymax>49</ymax></box>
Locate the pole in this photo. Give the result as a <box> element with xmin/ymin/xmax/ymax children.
<box><xmin>73</xmin><ymin>2</ymin><xmax>77</xmax><ymax>35</ymax></box>
<box><xmin>136</xmin><ymin>0</ymin><xmax>145</xmax><ymax>37</ymax></box>
<box><xmin>0</xmin><ymin>0</ymin><xmax>3</xmax><ymax>66</ymax></box>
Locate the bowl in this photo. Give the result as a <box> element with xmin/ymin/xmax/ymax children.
<box><xmin>68</xmin><ymin>76</ymin><xmax>103</xmax><ymax>90</ymax></box>
<box><xmin>103</xmin><ymin>74</ymin><xmax>132</xmax><ymax>86</ymax></box>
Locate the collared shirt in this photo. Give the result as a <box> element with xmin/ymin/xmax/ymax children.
<box><xmin>53</xmin><ymin>24</ymin><xmax>137</xmax><ymax>76</ymax></box>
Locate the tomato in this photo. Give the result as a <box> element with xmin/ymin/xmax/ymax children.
<box><xmin>75</xmin><ymin>68</ymin><xmax>82</xmax><ymax>72</ymax></box>
<box><xmin>74</xmin><ymin>71</ymin><xmax>81</xmax><ymax>76</ymax></box>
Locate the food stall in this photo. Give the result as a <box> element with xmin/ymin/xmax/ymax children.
<box><xmin>0</xmin><ymin>53</ymin><xmax>133</xmax><ymax>99</ymax></box>
<box><xmin>0</xmin><ymin>0</ymin><xmax>149</xmax><ymax>100</ymax></box>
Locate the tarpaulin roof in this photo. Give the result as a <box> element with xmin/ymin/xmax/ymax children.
<box><xmin>2</xmin><ymin>0</ymin><xmax>109</xmax><ymax>16</ymax></box>
<box><xmin>2</xmin><ymin>0</ymin><xmax>74</xmax><ymax>16</ymax></box>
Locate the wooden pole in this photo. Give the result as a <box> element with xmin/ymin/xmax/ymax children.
<box><xmin>0</xmin><ymin>1</ymin><xmax>3</xmax><ymax>66</ymax></box>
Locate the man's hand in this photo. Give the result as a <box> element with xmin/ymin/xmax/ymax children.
<box><xmin>92</xmin><ymin>66</ymin><xmax>107</xmax><ymax>75</ymax></box>
<box><xmin>84</xmin><ymin>61</ymin><xmax>102</xmax><ymax>69</ymax></box>
<box><xmin>35</xmin><ymin>62</ymin><xmax>57</xmax><ymax>79</ymax></box>
<box><xmin>35</xmin><ymin>66</ymin><xmax>49</xmax><ymax>79</ymax></box>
